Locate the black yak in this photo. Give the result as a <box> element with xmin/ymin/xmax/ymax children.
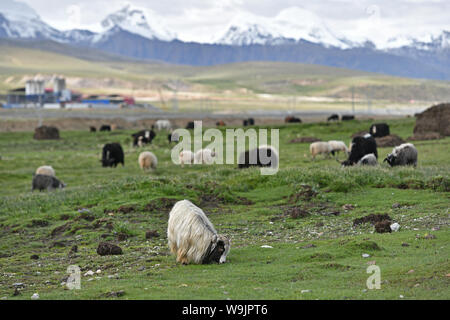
<box><xmin>342</xmin><ymin>134</ymin><xmax>378</xmax><ymax>166</ymax></box>
<box><xmin>342</xmin><ymin>115</ymin><xmax>355</xmax><ymax>121</ymax></box>
<box><xmin>369</xmin><ymin>123</ymin><xmax>390</xmax><ymax>138</ymax></box>
<box><xmin>101</xmin><ymin>143</ymin><xmax>124</xmax><ymax>167</ymax></box>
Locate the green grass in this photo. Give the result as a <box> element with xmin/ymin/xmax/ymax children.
<box><xmin>0</xmin><ymin>118</ymin><xmax>449</xmax><ymax>300</ymax></box>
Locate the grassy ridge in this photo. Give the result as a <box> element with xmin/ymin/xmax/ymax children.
<box><xmin>1</xmin><ymin>43</ymin><xmax>450</xmax><ymax>106</ymax></box>
<box><xmin>0</xmin><ymin>118</ymin><xmax>449</xmax><ymax>299</ymax></box>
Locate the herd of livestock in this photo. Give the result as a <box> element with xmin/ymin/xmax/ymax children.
<box><xmin>27</xmin><ymin>117</ymin><xmax>419</xmax><ymax>265</ymax></box>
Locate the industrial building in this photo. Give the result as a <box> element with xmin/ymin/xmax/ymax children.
<box><xmin>0</xmin><ymin>76</ymin><xmax>135</xmax><ymax>109</ymax></box>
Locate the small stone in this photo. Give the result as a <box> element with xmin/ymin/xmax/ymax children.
<box><xmin>390</xmin><ymin>223</ymin><xmax>401</xmax><ymax>232</ymax></box>
<box><xmin>84</xmin><ymin>270</ymin><xmax>94</xmax><ymax>277</ymax></box>
<box><xmin>260</xmin><ymin>245</ymin><xmax>273</xmax><ymax>248</ymax></box>
<box><xmin>138</xmin><ymin>266</ymin><xmax>145</xmax><ymax>271</ymax></box>
<box><xmin>392</xmin><ymin>203</ymin><xmax>401</xmax><ymax>209</ymax></box>
<box><xmin>31</xmin><ymin>293</ymin><xmax>40</xmax><ymax>300</ymax></box>
<box><xmin>431</xmin><ymin>227</ymin><xmax>440</xmax><ymax>231</ymax></box>
<box><xmin>301</xmin><ymin>290</ymin><xmax>311</xmax><ymax>293</ymax></box>
<box><xmin>362</xmin><ymin>253</ymin><xmax>370</xmax><ymax>258</ymax></box>
<box><xmin>407</xmin><ymin>269</ymin><xmax>415</xmax><ymax>274</ymax></box>
<box><xmin>399</xmin><ymin>295</ymin><xmax>404</xmax><ymax>299</ymax></box>
<box><xmin>414</xmin><ymin>284</ymin><xmax>420</xmax><ymax>287</ymax></box>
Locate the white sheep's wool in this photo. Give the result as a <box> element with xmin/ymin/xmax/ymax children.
<box><xmin>167</xmin><ymin>200</ymin><xmax>230</xmax><ymax>265</ymax></box>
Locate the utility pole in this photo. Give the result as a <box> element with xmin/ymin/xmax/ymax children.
<box><xmin>351</xmin><ymin>86</ymin><xmax>355</xmax><ymax>114</ymax></box>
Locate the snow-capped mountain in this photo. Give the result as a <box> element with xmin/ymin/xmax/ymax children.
<box><xmin>0</xmin><ymin>0</ymin><xmax>63</xmax><ymax>41</ymax></box>
<box><xmin>216</xmin><ymin>7</ymin><xmax>354</xmax><ymax>49</ymax></box>
<box><xmin>99</xmin><ymin>5</ymin><xmax>176</xmax><ymax>42</ymax></box>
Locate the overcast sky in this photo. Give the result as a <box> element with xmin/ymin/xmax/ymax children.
<box><xmin>18</xmin><ymin>0</ymin><xmax>450</xmax><ymax>43</ymax></box>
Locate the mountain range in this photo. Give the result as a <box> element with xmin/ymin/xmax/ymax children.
<box><xmin>0</xmin><ymin>2</ymin><xmax>449</xmax><ymax>80</ymax></box>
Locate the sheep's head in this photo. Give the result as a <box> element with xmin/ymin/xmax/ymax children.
<box><xmin>205</xmin><ymin>234</ymin><xmax>231</xmax><ymax>264</ymax></box>
<box><xmin>383</xmin><ymin>153</ymin><xmax>396</xmax><ymax>167</ymax></box>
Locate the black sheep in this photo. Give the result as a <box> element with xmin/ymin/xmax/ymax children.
<box><xmin>132</xmin><ymin>130</ymin><xmax>156</xmax><ymax>147</ymax></box>
<box><xmin>90</xmin><ymin>126</ymin><xmax>97</xmax><ymax>132</ymax></box>
<box><xmin>238</xmin><ymin>146</ymin><xmax>278</xmax><ymax>169</ymax></box>
<box><xmin>101</xmin><ymin>143</ymin><xmax>124</xmax><ymax>167</ymax></box>
<box><xmin>99</xmin><ymin>125</ymin><xmax>111</xmax><ymax>132</ymax></box>
<box><xmin>342</xmin><ymin>134</ymin><xmax>378</xmax><ymax>166</ymax></box>
<box><xmin>342</xmin><ymin>115</ymin><xmax>355</xmax><ymax>121</ymax></box>
<box><xmin>327</xmin><ymin>114</ymin><xmax>339</xmax><ymax>121</ymax></box>
<box><xmin>285</xmin><ymin>116</ymin><xmax>302</xmax><ymax>123</ymax></box>
<box><xmin>186</xmin><ymin>121</ymin><xmax>195</xmax><ymax>129</ymax></box>
<box><xmin>369</xmin><ymin>123</ymin><xmax>390</xmax><ymax>138</ymax></box>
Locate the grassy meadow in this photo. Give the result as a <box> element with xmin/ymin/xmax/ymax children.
<box><xmin>0</xmin><ymin>117</ymin><xmax>449</xmax><ymax>300</ymax></box>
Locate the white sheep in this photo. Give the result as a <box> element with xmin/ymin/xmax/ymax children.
<box><xmin>154</xmin><ymin>120</ymin><xmax>172</xmax><ymax>131</ymax></box>
<box><xmin>194</xmin><ymin>149</ymin><xmax>216</xmax><ymax>164</ymax></box>
<box><xmin>357</xmin><ymin>153</ymin><xmax>378</xmax><ymax>166</ymax></box>
<box><xmin>167</xmin><ymin>200</ymin><xmax>230</xmax><ymax>265</ymax></box>
<box><xmin>328</xmin><ymin>140</ymin><xmax>349</xmax><ymax>157</ymax></box>
<box><xmin>309</xmin><ymin>142</ymin><xmax>332</xmax><ymax>160</ymax></box>
<box><xmin>35</xmin><ymin>165</ymin><xmax>55</xmax><ymax>177</ymax></box>
<box><xmin>138</xmin><ymin>151</ymin><xmax>157</xmax><ymax>170</ymax></box>
<box><xmin>179</xmin><ymin>150</ymin><xmax>195</xmax><ymax>167</ymax></box>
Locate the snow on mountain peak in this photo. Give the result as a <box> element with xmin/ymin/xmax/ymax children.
<box><xmin>0</xmin><ymin>0</ymin><xmax>39</xmax><ymax>20</ymax></box>
<box><xmin>100</xmin><ymin>5</ymin><xmax>176</xmax><ymax>41</ymax></box>
<box><xmin>216</xmin><ymin>6</ymin><xmax>352</xmax><ymax>49</ymax></box>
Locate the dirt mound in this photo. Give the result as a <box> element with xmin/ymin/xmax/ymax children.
<box><xmin>413</xmin><ymin>103</ymin><xmax>450</xmax><ymax>137</ymax></box>
<box><xmin>290</xmin><ymin>137</ymin><xmax>321</xmax><ymax>143</ymax></box>
<box><xmin>289</xmin><ymin>185</ymin><xmax>318</xmax><ymax>202</ymax></box>
<box><xmin>287</xmin><ymin>207</ymin><xmax>310</xmax><ymax>219</ymax></box>
<box><xmin>374</xmin><ymin>220</ymin><xmax>392</xmax><ymax>233</ymax></box>
<box><xmin>145</xmin><ymin>230</ymin><xmax>160</xmax><ymax>239</ymax></box>
<box><xmin>353</xmin><ymin>214</ymin><xmax>392</xmax><ymax>226</ymax></box>
<box><xmin>97</xmin><ymin>242</ymin><xmax>123</xmax><ymax>256</ymax></box>
<box><xmin>408</xmin><ymin>132</ymin><xmax>443</xmax><ymax>141</ymax></box>
<box><xmin>33</xmin><ymin>126</ymin><xmax>60</xmax><ymax>140</ymax></box>
<box><xmin>375</xmin><ymin>134</ymin><xmax>406</xmax><ymax>147</ymax></box>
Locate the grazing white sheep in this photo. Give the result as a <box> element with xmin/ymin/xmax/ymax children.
<box><xmin>384</xmin><ymin>143</ymin><xmax>418</xmax><ymax>167</ymax></box>
<box><xmin>328</xmin><ymin>140</ymin><xmax>349</xmax><ymax>157</ymax></box>
<box><xmin>357</xmin><ymin>153</ymin><xmax>378</xmax><ymax>166</ymax></box>
<box><xmin>138</xmin><ymin>151</ymin><xmax>157</xmax><ymax>170</ymax></box>
<box><xmin>310</xmin><ymin>142</ymin><xmax>332</xmax><ymax>159</ymax></box>
<box><xmin>179</xmin><ymin>150</ymin><xmax>195</xmax><ymax>167</ymax></box>
<box><xmin>154</xmin><ymin>120</ymin><xmax>172</xmax><ymax>131</ymax></box>
<box><xmin>35</xmin><ymin>165</ymin><xmax>55</xmax><ymax>177</ymax></box>
<box><xmin>194</xmin><ymin>149</ymin><xmax>216</xmax><ymax>164</ymax></box>
<box><xmin>167</xmin><ymin>200</ymin><xmax>230</xmax><ymax>265</ymax></box>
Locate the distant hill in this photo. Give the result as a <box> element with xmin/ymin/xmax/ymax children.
<box><xmin>0</xmin><ymin>3</ymin><xmax>449</xmax><ymax>80</ymax></box>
